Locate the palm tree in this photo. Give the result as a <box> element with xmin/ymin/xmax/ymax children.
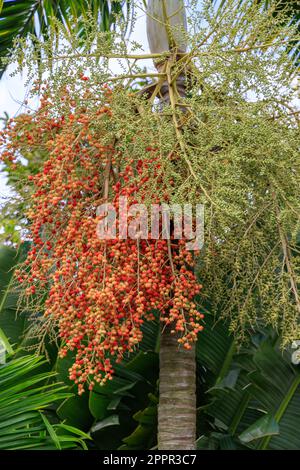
<box><xmin>145</xmin><ymin>0</ymin><xmax>299</xmax><ymax>450</ymax></box>
<box><xmin>0</xmin><ymin>0</ymin><xmax>299</xmax><ymax>452</ymax></box>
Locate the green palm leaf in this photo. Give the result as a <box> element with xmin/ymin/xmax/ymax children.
<box><xmin>0</xmin><ymin>0</ymin><xmax>131</xmax><ymax>77</ymax></box>
<box><xmin>247</xmin><ymin>343</ymin><xmax>300</xmax><ymax>450</ymax></box>
<box><xmin>197</xmin><ymin>314</ymin><xmax>300</xmax><ymax>450</ymax></box>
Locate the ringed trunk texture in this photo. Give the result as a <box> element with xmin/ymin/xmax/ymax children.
<box><xmin>158</xmin><ymin>327</ymin><xmax>196</xmax><ymax>450</ymax></box>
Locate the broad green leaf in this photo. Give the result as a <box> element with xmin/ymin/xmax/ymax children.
<box><xmin>90</xmin><ymin>414</ymin><xmax>120</xmax><ymax>433</ymax></box>
<box><xmin>0</xmin><ymin>0</ymin><xmax>131</xmax><ymax>77</ymax></box>
<box><xmin>239</xmin><ymin>414</ymin><xmax>279</xmax><ymax>443</ymax></box>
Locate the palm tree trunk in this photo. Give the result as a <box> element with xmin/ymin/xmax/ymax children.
<box><xmin>158</xmin><ymin>327</ymin><xmax>196</xmax><ymax>450</ymax></box>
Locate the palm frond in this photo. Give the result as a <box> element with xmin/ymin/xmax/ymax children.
<box><xmin>0</xmin><ymin>0</ymin><xmax>131</xmax><ymax>78</ymax></box>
